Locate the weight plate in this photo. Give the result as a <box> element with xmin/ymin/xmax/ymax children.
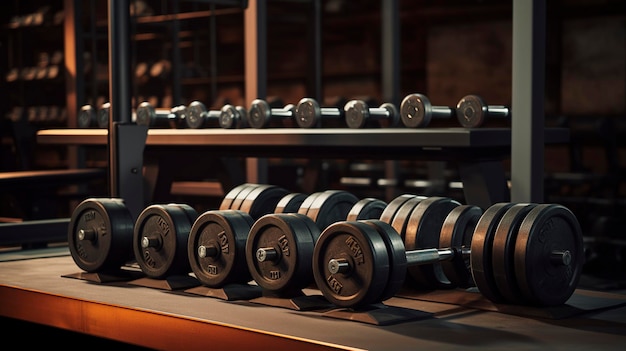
<box><xmin>97</xmin><ymin>102</ymin><xmax>110</xmax><ymax>128</ymax></box>
<box><xmin>297</xmin><ymin>191</ymin><xmax>323</xmax><ymax>217</ymax></box>
<box><xmin>219</xmin><ymin>104</ymin><xmax>245</xmax><ymax>129</ymax></box>
<box><xmin>514</xmin><ymin>204</ymin><xmax>584</xmax><ymax>306</ymax></box>
<box><xmin>135</xmin><ymin>101</ymin><xmax>155</xmax><ymax>127</ymax></box>
<box><xmin>379</xmin><ymin>102</ymin><xmax>400</xmax><ymax>128</ymax></box>
<box><xmin>230</xmin><ymin>184</ymin><xmax>264</xmax><ymax>212</ymax></box>
<box><xmin>363</xmin><ymin>220</ymin><xmax>408</xmax><ymax>302</ymax></box>
<box><xmin>133</xmin><ymin>204</ymin><xmax>194</xmax><ymax>279</ymax></box>
<box><xmin>294</xmin><ymin>97</ymin><xmax>321</xmax><ymax>128</ymax></box>
<box><xmin>389</xmin><ymin>195</ymin><xmax>427</xmax><ymax>240</ymax></box>
<box><xmin>379</xmin><ymin>194</ymin><xmax>417</xmax><ymax>224</ymax></box>
<box><xmin>305</xmin><ymin>190</ymin><xmax>359</xmax><ymax>230</ymax></box>
<box><xmin>169</xmin><ymin>203</ymin><xmax>199</xmax><ymax>225</ymax></box>
<box><xmin>439</xmin><ymin>205</ymin><xmax>483</xmax><ymax>288</ymax></box>
<box><xmin>248</xmin><ymin>99</ymin><xmax>271</xmax><ymax>129</ymax></box>
<box><xmin>186</xmin><ymin>101</ymin><xmax>207</xmax><ymax>129</ymax></box>
<box><xmin>219</xmin><ymin>183</ymin><xmax>258</xmax><ymax>210</ymax></box>
<box><xmin>470</xmin><ymin>202</ymin><xmax>515</xmax><ymax>303</ymax></box>
<box><xmin>404</xmin><ymin>197</ymin><xmax>461</xmax><ymax>289</ymax></box>
<box><xmin>274</xmin><ymin>193</ymin><xmax>308</xmax><ymax>214</ymax></box>
<box><xmin>312</xmin><ymin>220</ymin><xmax>390</xmax><ymax>308</ymax></box>
<box><xmin>68</xmin><ymin>198</ymin><xmax>135</xmax><ymax>272</ymax></box>
<box><xmin>78</xmin><ymin>105</ymin><xmax>96</xmax><ymax>128</ymax></box>
<box><xmin>188</xmin><ymin>210</ymin><xmax>254</xmax><ymax>287</ymax></box>
<box><xmin>246</xmin><ymin>213</ymin><xmax>318</xmax><ymax>293</ymax></box>
<box><xmin>456</xmin><ymin>94</ymin><xmax>487</xmax><ymax>128</ymax></box>
<box><xmin>346</xmin><ymin>197</ymin><xmax>388</xmax><ymax>221</ymax></box>
<box><xmin>240</xmin><ymin>185</ymin><xmax>290</xmax><ymax>220</ymax></box>
<box><xmin>400</xmin><ymin>93</ymin><xmax>432</xmax><ymax>128</ymax></box>
<box><xmin>344</xmin><ymin>100</ymin><xmax>369</xmax><ymax>129</ymax></box>
<box><xmin>491</xmin><ymin>203</ymin><xmax>537</xmax><ymax>304</ymax></box>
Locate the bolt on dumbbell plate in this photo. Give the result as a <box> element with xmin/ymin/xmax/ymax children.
<box><xmin>274</xmin><ymin>193</ymin><xmax>308</xmax><ymax>214</ymax></box>
<box><xmin>388</xmin><ymin>196</ymin><xmax>428</xmax><ymax>241</ymax></box>
<box><xmin>379</xmin><ymin>194</ymin><xmax>418</xmax><ymax>225</ymax></box>
<box><xmin>68</xmin><ymin>198</ymin><xmax>135</xmax><ymax>272</ymax></box>
<box><xmin>346</xmin><ymin>198</ymin><xmax>388</xmax><ymax>221</ymax></box>
<box><xmin>404</xmin><ymin>197</ymin><xmax>461</xmax><ymax>289</ymax></box>
<box><xmin>188</xmin><ymin>210</ymin><xmax>254</xmax><ymax>287</ymax></box>
<box><xmin>470</xmin><ymin>202</ymin><xmax>515</xmax><ymax>303</ymax></box>
<box><xmin>439</xmin><ymin>205</ymin><xmax>483</xmax><ymax>288</ymax></box>
<box><xmin>219</xmin><ymin>183</ymin><xmax>258</xmax><ymax>211</ymax></box>
<box><xmin>363</xmin><ymin>220</ymin><xmax>408</xmax><ymax>302</ymax></box>
<box><xmin>491</xmin><ymin>203</ymin><xmax>537</xmax><ymax>304</ymax></box>
<box><xmin>313</xmin><ymin>221</ymin><xmax>390</xmax><ymax>308</ymax></box>
<box><xmin>240</xmin><ymin>184</ymin><xmax>290</xmax><ymax>220</ymax></box>
<box><xmin>246</xmin><ymin>213</ymin><xmax>319</xmax><ymax>294</ymax></box>
<box><xmin>514</xmin><ymin>204</ymin><xmax>583</xmax><ymax>306</ymax></box>
<box><xmin>305</xmin><ymin>190</ymin><xmax>359</xmax><ymax>230</ymax></box>
<box><xmin>133</xmin><ymin>204</ymin><xmax>194</xmax><ymax>279</ymax></box>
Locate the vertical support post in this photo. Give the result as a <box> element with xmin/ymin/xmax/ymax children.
<box><xmin>381</xmin><ymin>0</ymin><xmax>401</xmax><ymax>202</ymax></box>
<box><xmin>108</xmin><ymin>0</ymin><xmax>147</xmax><ymax>220</ymax></box>
<box><xmin>171</xmin><ymin>0</ymin><xmax>182</xmax><ymax>106</ymax></box>
<box><xmin>511</xmin><ymin>0</ymin><xmax>546</xmax><ymax>203</ymax></box>
<box><xmin>308</xmin><ymin>0</ymin><xmax>322</xmax><ymax>101</ymax></box>
<box><xmin>244</xmin><ymin>0</ymin><xmax>268</xmax><ymax>183</ymax></box>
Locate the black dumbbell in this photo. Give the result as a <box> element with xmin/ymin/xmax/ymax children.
<box><xmin>135</xmin><ymin>101</ymin><xmax>186</xmax><ymax>128</ymax></box>
<box><xmin>312</xmin><ymin>201</ymin><xmax>583</xmax><ymax>309</ymax></box>
<box><xmin>97</xmin><ymin>102</ymin><xmax>110</xmax><ymax>128</ymax></box>
<box><xmin>245</xmin><ymin>190</ymin><xmax>359</xmax><ymax>299</ymax></box>
<box><xmin>456</xmin><ymin>94</ymin><xmax>510</xmax><ymax>128</ymax></box>
<box><xmin>185</xmin><ymin>101</ymin><xmax>222</xmax><ymax>129</ymax></box>
<box><xmin>400</xmin><ymin>93</ymin><xmax>454</xmax><ymax>128</ymax></box>
<box><xmin>294</xmin><ymin>97</ymin><xmax>344</xmax><ymax>128</ymax></box>
<box><xmin>344</xmin><ymin>99</ymin><xmax>400</xmax><ymax>128</ymax></box>
<box><xmin>77</xmin><ymin>104</ymin><xmax>97</xmax><ymax>128</ymax></box>
<box><xmin>248</xmin><ymin>99</ymin><xmax>296</xmax><ymax>128</ymax></box>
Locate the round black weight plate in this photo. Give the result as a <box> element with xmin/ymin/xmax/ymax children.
<box><xmin>68</xmin><ymin>198</ymin><xmax>135</xmax><ymax>272</ymax></box>
<box><xmin>133</xmin><ymin>204</ymin><xmax>194</xmax><ymax>279</ymax></box>
<box><xmin>188</xmin><ymin>210</ymin><xmax>254</xmax><ymax>287</ymax></box>
<box><xmin>404</xmin><ymin>197</ymin><xmax>461</xmax><ymax>289</ymax></box>
<box><xmin>296</xmin><ymin>191</ymin><xmax>323</xmax><ymax>216</ymax></box>
<box><xmin>400</xmin><ymin>93</ymin><xmax>431</xmax><ymax>128</ymax></box>
<box><xmin>491</xmin><ymin>203</ymin><xmax>537</xmax><ymax>304</ymax></box>
<box><xmin>169</xmin><ymin>203</ymin><xmax>199</xmax><ymax>225</ymax></box>
<box><xmin>379</xmin><ymin>194</ymin><xmax>417</xmax><ymax>224</ymax></box>
<box><xmin>274</xmin><ymin>193</ymin><xmax>308</xmax><ymax>214</ymax></box>
<box><xmin>246</xmin><ymin>213</ymin><xmax>320</xmax><ymax>293</ymax></box>
<box><xmin>470</xmin><ymin>202</ymin><xmax>515</xmax><ymax>303</ymax></box>
<box><xmin>77</xmin><ymin>105</ymin><xmax>96</xmax><ymax>128</ymax></box>
<box><xmin>514</xmin><ymin>204</ymin><xmax>584</xmax><ymax>306</ymax></box>
<box><xmin>240</xmin><ymin>184</ymin><xmax>289</xmax><ymax>220</ymax></box>
<box><xmin>363</xmin><ymin>220</ymin><xmax>408</xmax><ymax>302</ymax></box>
<box><xmin>439</xmin><ymin>205</ymin><xmax>483</xmax><ymax>288</ymax></box>
<box><xmin>346</xmin><ymin>198</ymin><xmax>388</xmax><ymax>221</ymax></box>
<box><xmin>305</xmin><ymin>190</ymin><xmax>359</xmax><ymax>230</ymax></box>
<box><xmin>230</xmin><ymin>183</ymin><xmax>265</xmax><ymax>212</ymax></box>
<box><xmin>389</xmin><ymin>195</ymin><xmax>427</xmax><ymax>240</ymax></box>
<box><xmin>313</xmin><ymin>221</ymin><xmax>390</xmax><ymax>308</ymax></box>
<box><xmin>219</xmin><ymin>183</ymin><xmax>258</xmax><ymax>210</ymax></box>
<box><xmin>379</xmin><ymin>102</ymin><xmax>400</xmax><ymax>128</ymax></box>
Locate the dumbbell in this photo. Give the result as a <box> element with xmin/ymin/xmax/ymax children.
<box><xmin>343</xmin><ymin>99</ymin><xmax>400</xmax><ymax>129</ymax></box>
<box><xmin>218</xmin><ymin>104</ymin><xmax>249</xmax><ymax>129</ymax></box>
<box><xmin>456</xmin><ymin>94</ymin><xmax>510</xmax><ymax>128</ymax></box>
<box><xmin>135</xmin><ymin>101</ymin><xmax>186</xmax><ymax>128</ymax></box>
<box><xmin>400</xmin><ymin>93</ymin><xmax>454</xmax><ymax>128</ymax></box>
<box><xmin>97</xmin><ymin>102</ymin><xmax>110</xmax><ymax>128</ymax></box>
<box><xmin>247</xmin><ymin>99</ymin><xmax>296</xmax><ymax>128</ymax></box>
<box><xmin>185</xmin><ymin>101</ymin><xmax>222</xmax><ymax>129</ymax></box>
<box><xmin>187</xmin><ymin>183</ymin><xmax>295</xmax><ymax>288</ymax></box>
<box><xmin>77</xmin><ymin>104</ymin><xmax>98</xmax><ymax>128</ymax></box>
<box><xmin>245</xmin><ymin>190</ymin><xmax>359</xmax><ymax>296</ymax></box>
<box><xmin>312</xmin><ymin>201</ymin><xmax>583</xmax><ymax>309</ymax></box>
<box><xmin>294</xmin><ymin>97</ymin><xmax>344</xmax><ymax>128</ymax></box>
<box><xmin>67</xmin><ymin>198</ymin><xmax>136</xmax><ymax>273</ymax></box>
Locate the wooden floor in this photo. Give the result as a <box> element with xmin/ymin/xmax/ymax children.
<box><xmin>1</xmin><ymin>246</ymin><xmax>625</xmax><ymax>350</ymax></box>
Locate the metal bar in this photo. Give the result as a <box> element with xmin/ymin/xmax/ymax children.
<box><xmin>511</xmin><ymin>0</ymin><xmax>546</xmax><ymax>203</ymax></box>
<box><xmin>172</xmin><ymin>0</ymin><xmax>182</xmax><ymax>105</ymax></box>
<box><xmin>244</xmin><ymin>0</ymin><xmax>268</xmax><ymax>183</ymax></box>
<box><xmin>308</xmin><ymin>0</ymin><xmax>322</xmax><ymax>100</ymax></box>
